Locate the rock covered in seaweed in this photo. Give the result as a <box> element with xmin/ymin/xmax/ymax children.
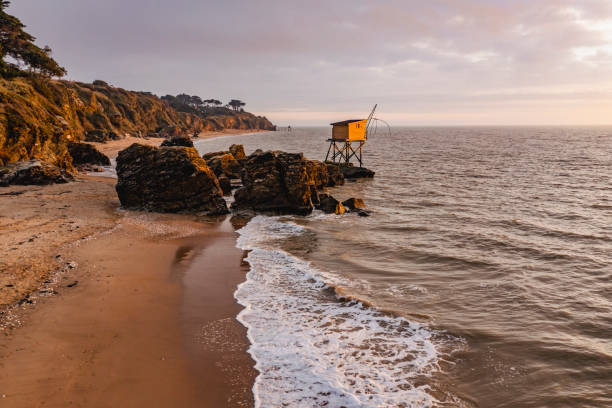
<box><xmin>67</xmin><ymin>142</ymin><xmax>111</xmax><ymax>167</ymax></box>
<box><xmin>115</xmin><ymin>143</ymin><xmax>227</xmax><ymax>214</ymax></box>
<box><xmin>0</xmin><ymin>160</ymin><xmax>73</xmax><ymax>187</ymax></box>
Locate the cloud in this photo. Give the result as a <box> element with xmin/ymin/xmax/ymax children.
<box><xmin>9</xmin><ymin>0</ymin><xmax>612</xmax><ymax>124</ymax></box>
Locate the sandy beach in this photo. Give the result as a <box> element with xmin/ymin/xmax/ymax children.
<box><xmin>0</xmin><ymin>133</ymin><xmax>257</xmax><ymax>407</ymax></box>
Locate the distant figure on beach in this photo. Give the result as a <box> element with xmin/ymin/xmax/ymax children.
<box><xmin>288</xmin><ymin>125</ymin><xmax>292</xmax><ymax>132</ymax></box>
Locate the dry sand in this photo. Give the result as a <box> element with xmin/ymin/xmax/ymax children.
<box><xmin>0</xmin><ymin>133</ymin><xmax>260</xmax><ymax>407</ymax></box>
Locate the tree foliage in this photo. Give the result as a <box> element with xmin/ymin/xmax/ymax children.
<box><xmin>228</xmin><ymin>99</ymin><xmax>246</xmax><ymax>111</ymax></box>
<box><xmin>161</xmin><ymin>94</ymin><xmax>246</xmax><ymax>117</ymax></box>
<box><xmin>0</xmin><ymin>1</ymin><xmax>66</xmax><ymax>78</ymax></box>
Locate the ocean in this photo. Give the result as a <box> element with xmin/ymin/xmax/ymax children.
<box><xmin>195</xmin><ymin>127</ymin><xmax>612</xmax><ymax>407</ymax></box>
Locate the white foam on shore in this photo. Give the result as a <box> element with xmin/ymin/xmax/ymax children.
<box><xmin>235</xmin><ymin>216</ymin><xmax>442</xmax><ymax>407</ymax></box>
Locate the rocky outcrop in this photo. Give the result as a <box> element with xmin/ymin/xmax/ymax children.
<box><xmin>84</xmin><ymin>130</ymin><xmax>122</xmax><ymax>143</ymax></box>
<box><xmin>160</xmin><ymin>136</ymin><xmax>194</xmax><ymax>148</ymax></box>
<box><xmin>206</xmin><ymin>153</ymin><xmax>242</xmax><ymax>179</ymax></box>
<box><xmin>316</xmin><ymin>194</ymin><xmax>346</xmax><ymax>215</ymax></box>
<box><xmin>306</xmin><ymin>160</ymin><xmax>330</xmax><ymax>189</ymax></box>
<box><xmin>339</xmin><ymin>165</ymin><xmax>375</xmax><ymax>179</ymax></box>
<box><xmin>217</xmin><ymin>175</ymin><xmax>232</xmax><ymax>196</ymax></box>
<box><xmin>200</xmin><ymin>113</ymin><xmax>275</xmax><ymax>132</ymax></box>
<box><xmin>233</xmin><ymin>150</ymin><xmax>314</xmax><ymax>215</ymax></box>
<box><xmin>342</xmin><ymin>198</ymin><xmax>366</xmax><ymax>211</ymax></box>
<box><xmin>202</xmin><ymin>151</ymin><xmax>230</xmax><ymax>161</ymax></box>
<box><xmin>115</xmin><ymin>144</ymin><xmax>227</xmax><ymax>215</ymax></box>
<box><xmin>326</xmin><ymin>163</ymin><xmax>345</xmax><ymax>186</ymax></box>
<box><xmin>0</xmin><ymin>160</ymin><xmax>73</xmax><ymax>187</ymax></box>
<box><xmin>67</xmin><ymin>142</ymin><xmax>111</xmax><ymax>167</ymax></box>
<box><xmin>229</xmin><ymin>144</ymin><xmax>246</xmax><ymax>160</ymax></box>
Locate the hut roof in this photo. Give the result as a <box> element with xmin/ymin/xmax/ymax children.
<box><xmin>330</xmin><ymin>119</ymin><xmax>366</xmax><ymax>126</ymax></box>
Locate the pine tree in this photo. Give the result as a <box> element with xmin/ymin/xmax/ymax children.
<box><xmin>0</xmin><ymin>1</ymin><xmax>66</xmax><ymax>78</ymax></box>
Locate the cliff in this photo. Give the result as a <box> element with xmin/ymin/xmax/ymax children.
<box><xmin>0</xmin><ymin>77</ymin><xmax>274</xmax><ymax>170</ymax></box>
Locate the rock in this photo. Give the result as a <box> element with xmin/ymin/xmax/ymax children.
<box><xmin>316</xmin><ymin>193</ymin><xmax>345</xmax><ymax>215</ymax></box>
<box><xmin>115</xmin><ymin>143</ymin><xmax>228</xmax><ymax>214</ymax></box>
<box><xmin>202</xmin><ymin>150</ymin><xmax>229</xmax><ymax>161</ymax></box>
<box><xmin>340</xmin><ymin>165</ymin><xmax>375</xmax><ymax>179</ymax></box>
<box><xmin>325</xmin><ymin>163</ymin><xmax>345</xmax><ymax>186</ymax></box>
<box><xmin>0</xmin><ymin>160</ymin><xmax>73</xmax><ymax>187</ymax></box>
<box><xmin>67</xmin><ymin>142</ymin><xmax>111</xmax><ymax>167</ymax></box>
<box><xmin>306</xmin><ymin>160</ymin><xmax>330</xmax><ymax>189</ymax></box>
<box><xmin>229</xmin><ymin>144</ymin><xmax>246</xmax><ymax>160</ymax></box>
<box><xmin>84</xmin><ymin>129</ymin><xmax>121</xmax><ymax>143</ymax></box>
<box><xmin>232</xmin><ymin>150</ymin><xmax>314</xmax><ymax>215</ymax></box>
<box><xmin>206</xmin><ymin>153</ymin><xmax>242</xmax><ymax>179</ymax></box>
<box><xmin>160</xmin><ymin>136</ymin><xmax>194</xmax><ymax>148</ymax></box>
<box><xmin>217</xmin><ymin>175</ymin><xmax>232</xmax><ymax>196</ymax></box>
<box><xmin>310</xmin><ymin>185</ymin><xmax>320</xmax><ymax>207</ymax></box>
<box><xmin>342</xmin><ymin>198</ymin><xmax>366</xmax><ymax>211</ymax></box>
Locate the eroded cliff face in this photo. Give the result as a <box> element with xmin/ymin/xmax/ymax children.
<box><xmin>0</xmin><ymin>77</ymin><xmax>274</xmax><ymax>170</ymax></box>
<box><xmin>201</xmin><ymin>113</ymin><xmax>275</xmax><ymax>131</ymax></box>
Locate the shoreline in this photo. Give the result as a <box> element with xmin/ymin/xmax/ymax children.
<box><xmin>0</xmin><ymin>130</ymin><xmax>260</xmax><ymax>406</ymax></box>
<box><xmin>90</xmin><ymin>128</ymin><xmax>270</xmax><ymax>160</ymax></box>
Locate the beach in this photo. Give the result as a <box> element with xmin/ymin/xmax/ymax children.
<box><xmin>0</xmin><ymin>132</ymin><xmax>257</xmax><ymax>407</ymax></box>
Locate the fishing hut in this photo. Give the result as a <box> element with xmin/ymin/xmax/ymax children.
<box><xmin>325</xmin><ymin>105</ymin><xmax>378</xmax><ymax>167</ymax></box>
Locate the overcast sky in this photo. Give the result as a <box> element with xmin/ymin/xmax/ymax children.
<box><xmin>9</xmin><ymin>0</ymin><xmax>612</xmax><ymax>125</ymax></box>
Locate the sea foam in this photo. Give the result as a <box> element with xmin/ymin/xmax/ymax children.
<box><xmin>235</xmin><ymin>216</ymin><xmax>441</xmax><ymax>407</ymax></box>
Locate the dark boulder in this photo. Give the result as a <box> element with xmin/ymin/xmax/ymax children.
<box><xmin>206</xmin><ymin>153</ymin><xmax>242</xmax><ymax>179</ymax></box>
<box><xmin>85</xmin><ymin>129</ymin><xmax>122</xmax><ymax>143</ymax></box>
<box><xmin>342</xmin><ymin>197</ymin><xmax>366</xmax><ymax>211</ymax></box>
<box><xmin>0</xmin><ymin>160</ymin><xmax>73</xmax><ymax>187</ymax></box>
<box><xmin>316</xmin><ymin>193</ymin><xmax>345</xmax><ymax>215</ymax></box>
<box><xmin>160</xmin><ymin>136</ymin><xmax>194</xmax><ymax>148</ymax></box>
<box><xmin>217</xmin><ymin>175</ymin><xmax>232</xmax><ymax>196</ymax></box>
<box><xmin>229</xmin><ymin>144</ymin><xmax>246</xmax><ymax>160</ymax></box>
<box><xmin>232</xmin><ymin>150</ymin><xmax>314</xmax><ymax>215</ymax></box>
<box><xmin>340</xmin><ymin>165</ymin><xmax>375</xmax><ymax>179</ymax></box>
<box><xmin>67</xmin><ymin>142</ymin><xmax>111</xmax><ymax>167</ymax></box>
<box><xmin>115</xmin><ymin>144</ymin><xmax>228</xmax><ymax>214</ymax></box>
<box><xmin>325</xmin><ymin>163</ymin><xmax>345</xmax><ymax>186</ymax></box>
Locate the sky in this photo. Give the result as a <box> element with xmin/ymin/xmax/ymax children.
<box><xmin>9</xmin><ymin>0</ymin><xmax>612</xmax><ymax>126</ymax></box>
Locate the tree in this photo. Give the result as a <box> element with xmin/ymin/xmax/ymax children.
<box><xmin>190</xmin><ymin>95</ymin><xmax>203</xmax><ymax>108</ymax></box>
<box><xmin>0</xmin><ymin>1</ymin><xmax>66</xmax><ymax>78</ymax></box>
<box><xmin>228</xmin><ymin>99</ymin><xmax>246</xmax><ymax>112</ymax></box>
<box><xmin>204</xmin><ymin>98</ymin><xmax>222</xmax><ymax>107</ymax></box>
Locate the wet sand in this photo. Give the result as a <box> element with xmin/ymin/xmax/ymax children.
<box><xmin>0</xmin><ymin>133</ymin><xmax>259</xmax><ymax>407</ymax></box>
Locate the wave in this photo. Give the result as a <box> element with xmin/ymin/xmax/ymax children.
<box><xmin>235</xmin><ymin>216</ymin><xmax>444</xmax><ymax>407</ymax></box>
